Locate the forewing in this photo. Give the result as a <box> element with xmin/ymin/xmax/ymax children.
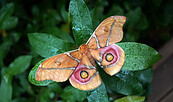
<box><xmin>69</xmin><ymin>53</ymin><xmax>102</xmax><ymax>90</ymax></box>
<box><xmin>90</xmin><ymin>44</ymin><xmax>125</xmax><ymax>76</ymax></box>
<box><xmin>35</xmin><ymin>50</ymin><xmax>81</xmax><ymax>82</ymax></box>
<box><xmin>87</xmin><ymin>16</ymin><xmax>126</xmax><ymax>49</ymax></box>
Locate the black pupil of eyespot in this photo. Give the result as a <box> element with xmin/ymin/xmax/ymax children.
<box><xmin>105</xmin><ymin>53</ymin><xmax>114</xmax><ymax>62</ymax></box>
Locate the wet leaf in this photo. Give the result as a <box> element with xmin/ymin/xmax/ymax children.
<box><xmin>87</xmin><ymin>83</ymin><xmax>109</xmax><ymax>102</ymax></box>
<box><xmin>69</xmin><ymin>0</ymin><xmax>93</xmax><ymax>45</ymax></box>
<box><xmin>100</xmin><ymin>69</ymin><xmax>145</xmax><ymax>95</ymax></box>
<box><xmin>41</xmin><ymin>26</ymin><xmax>74</xmax><ymax>43</ymax></box>
<box><xmin>61</xmin><ymin>86</ymin><xmax>87</xmax><ymax>102</ymax></box>
<box><xmin>28</xmin><ymin>33</ymin><xmax>73</xmax><ymax>58</ymax></box>
<box><xmin>90</xmin><ymin>8</ymin><xmax>99</xmax><ymax>30</ymax></box>
<box><xmin>117</xmin><ymin>42</ymin><xmax>162</xmax><ymax>71</ymax></box>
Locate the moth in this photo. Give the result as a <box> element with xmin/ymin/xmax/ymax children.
<box><xmin>35</xmin><ymin>16</ymin><xmax>126</xmax><ymax>90</ymax></box>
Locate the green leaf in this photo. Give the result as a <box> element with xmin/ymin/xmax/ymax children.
<box><xmin>28</xmin><ymin>59</ymin><xmax>54</xmax><ymax>86</ymax></box>
<box><xmin>115</xmin><ymin>71</ymin><xmax>145</xmax><ymax>95</ymax></box>
<box><xmin>39</xmin><ymin>88</ymin><xmax>52</xmax><ymax>102</ymax></box>
<box><xmin>114</xmin><ymin>96</ymin><xmax>145</xmax><ymax>102</ymax></box>
<box><xmin>41</xmin><ymin>26</ymin><xmax>74</xmax><ymax>43</ymax></box>
<box><xmin>0</xmin><ymin>68</ymin><xmax>13</xmax><ymax>102</ymax></box>
<box><xmin>101</xmin><ymin>69</ymin><xmax>145</xmax><ymax>95</ymax></box>
<box><xmin>60</xmin><ymin>5</ymin><xmax>68</xmax><ymax>22</ymax></box>
<box><xmin>87</xmin><ymin>83</ymin><xmax>109</xmax><ymax>102</ymax></box>
<box><xmin>28</xmin><ymin>33</ymin><xmax>73</xmax><ymax>58</ymax></box>
<box><xmin>69</xmin><ymin>0</ymin><xmax>93</xmax><ymax>45</ymax></box>
<box><xmin>133</xmin><ymin>68</ymin><xmax>153</xmax><ymax>85</ymax></box>
<box><xmin>0</xmin><ymin>17</ymin><xmax>18</xmax><ymax>30</ymax></box>
<box><xmin>0</xmin><ymin>3</ymin><xmax>14</xmax><ymax>28</ymax></box>
<box><xmin>116</xmin><ymin>42</ymin><xmax>162</xmax><ymax>71</ymax></box>
<box><xmin>90</xmin><ymin>9</ymin><xmax>99</xmax><ymax>30</ymax></box>
<box><xmin>47</xmin><ymin>83</ymin><xmax>63</xmax><ymax>94</ymax></box>
<box><xmin>8</xmin><ymin>55</ymin><xmax>32</xmax><ymax>75</ymax></box>
<box><xmin>133</xmin><ymin>68</ymin><xmax>153</xmax><ymax>96</ymax></box>
<box><xmin>61</xmin><ymin>86</ymin><xmax>87</xmax><ymax>102</ymax></box>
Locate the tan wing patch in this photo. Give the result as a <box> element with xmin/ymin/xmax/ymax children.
<box><xmin>87</xmin><ymin>16</ymin><xmax>126</xmax><ymax>49</ymax></box>
<box><xmin>35</xmin><ymin>51</ymin><xmax>80</xmax><ymax>82</ymax></box>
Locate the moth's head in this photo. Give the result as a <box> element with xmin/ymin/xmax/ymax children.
<box><xmin>79</xmin><ymin>44</ymin><xmax>89</xmax><ymax>54</ymax></box>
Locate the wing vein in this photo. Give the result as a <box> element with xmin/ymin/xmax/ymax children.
<box><xmin>106</xmin><ymin>19</ymin><xmax>116</xmax><ymax>46</ymax></box>
<box><xmin>40</xmin><ymin>67</ymin><xmax>76</xmax><ymax>70</ymax></box>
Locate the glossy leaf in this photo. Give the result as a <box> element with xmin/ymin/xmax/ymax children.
<box><xmin>87</xmin><ymin>82</ymin><xmax>109</xmax><ymax>102</ymax></box>
<box><xmin>28</xmin><ymin>33</ymin><xmax>73</xmax><ymax>58</ymax></box>
<box><xmin>0</xmin><ymin>68</ymin><xmax>12</xmax><ymax>102</ymax></box>
<box><xmin>114</xmin><ymin>96</ymin><xmax>145</xmax><ymax>102</ymax></box>
<box><xmin>115</xmin><ymin>71</ymin><xmax>145</xmax><ymax>95</ymax></box>
<box><xmin>90</xmin><ymin>9</ymin><xmax>99</xmax><ymax>30</ymax></box>
<box><xmin>28</xmin><ymin>59</ymin><xmax>54</xmax><ymax>86</ymax></box>
<box><xmin>69</xmin><ymin>0</ymin><xmax>93</xmax><ymax>45</ymax></box>
<box><xmin>100</xmin><ymin>69</ymin><xmax>145</xmax><ymax>95</ymax></box>
<box><xmin>117</xmin><ymin>42</ymin><xmax>162</xmax><ymax>71</ymax></box>
<box><xmin>133</xmin><ymin>68</ymin><xmax>153</xmax><ymax>96</ymax></box>
<box><xmin>61</xmin><ymin>86</ymin><xmax>87</xmax><ymax>102</ymax></box>
<box><xmin>8</xmin><ymin>55</ymin><xmax>32</xmax><ymax>75</ymax></box>
<box><xmin>41</xmin><ymin>26</ymin><xmax>74</xmax><ymax>43</ymax></box>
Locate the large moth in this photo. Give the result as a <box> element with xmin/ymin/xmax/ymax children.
<box><xmin>35</xmin><ymin>16</ymin><xmax>126</xmax><ymax>90</ymax></box>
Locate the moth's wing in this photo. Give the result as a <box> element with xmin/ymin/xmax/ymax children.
<box><xmin>35</xmin><ymin>50</ymin><xmax>82</xmax><ymax>82</ymax></box>
<box><xmin>86</xmin><ymin>16</ymin><xmax>126</xmax><ymax>49</ymax></box>
<box><xmin>69</xmin><ymin>53</ymin><xmax>102</xmax><ymax>90</ymax></box>
<box><xmin>90</xmin><ymin>44</ymin><xmax>125</xmax><ymax>76</ymax></box>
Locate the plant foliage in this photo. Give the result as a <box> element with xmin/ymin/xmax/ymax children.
<box><xmin>0</xmin><ymin>0</ymin><xmax>170</xmax><ymax>101</ymax></box>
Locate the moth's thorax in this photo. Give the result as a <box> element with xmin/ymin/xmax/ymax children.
<box><xmin>79</xmin><ymin>44</ymin><xmax>89</xmax><ymax>54</ymax></box>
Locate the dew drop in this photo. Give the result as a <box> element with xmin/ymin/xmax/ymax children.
<box><xmin>55</xmin><ymin>61</ymin><xmax>61</xmax><ymax>66</ymax></box>
<box><xmin>104</xmin><ymin>26</ymin><xmax>109</xmax><ymax>32</ymax></box>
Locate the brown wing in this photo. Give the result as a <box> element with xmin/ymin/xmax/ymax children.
<box><xmin>90</xmin><ymin>44</ymin><xmax>125</xmax><ymax>76</ymax></box>
<box><xmin>69</xmin><ymin>53</ymin><xmax>102</xmax><ymax>90</ymax></box>
<box><xmin>86</xmin><ymin>16</ymin><xmax>126</xmax><ymax>49</ymax></box>
<box><xmin>35</xmin><ymin>50</ymin><xmax>82</xmax><ymax>82</ymax></box>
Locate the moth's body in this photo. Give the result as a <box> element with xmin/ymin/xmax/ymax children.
<box><xmin>35</xmin><ymin>16</ymin><xmax>126</xmax><ymax>90</ymax></box>
<box><xmin>78</xmin><ymin>44</ymin><xmax>95</xmax><ymax>65</ymax></box>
